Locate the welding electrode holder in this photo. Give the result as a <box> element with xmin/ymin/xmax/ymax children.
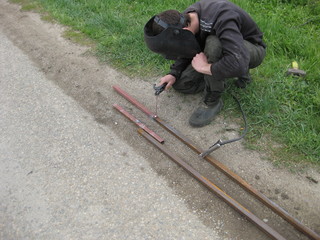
<box><xmin>153</xmin><ymin>83</ymin><xmax>168</xmax><ymax>96</ymax></box>
<box><xmin>199</xmin><ymin>139</ymin><xmax>223</xmax><ymax>157</ymax></box>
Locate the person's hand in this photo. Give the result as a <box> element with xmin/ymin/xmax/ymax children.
<box><xmin>192</xmin><ymin>52</ymin><xmax>212</xmax><ymax>75</ymax></box>
<box><xmin>159</xmin><ymin>74</ymin><xmax>176</xmax><ymax>91</ymax></box>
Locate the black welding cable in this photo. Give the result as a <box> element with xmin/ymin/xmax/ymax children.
<box><xmin>199</xmin><ymin>92</ymin><xmax>248</xmax><ymax>158</ymax></box>
<box><xmin>223</xmin><ymin>93</ymin><xmax>248</xmax><ymax>144</ymax></box>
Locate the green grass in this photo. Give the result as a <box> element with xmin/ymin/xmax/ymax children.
<box><xmin>11</xmin><ymin>0</ymin><xmax>320</xmax><ymax>166</ymax></box>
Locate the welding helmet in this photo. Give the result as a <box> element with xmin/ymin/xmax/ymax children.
<box><xmin>144</xmin><ymin>15</ymin><xmax>201</xmax><ymax>60</ymax></box>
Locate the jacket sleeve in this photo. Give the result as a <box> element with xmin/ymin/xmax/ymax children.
<box><xmin>210</xmin><ymin>11</ymin><xmax>250</xmax><ymax>79</ymax></box>
<box><xmin>169</xmin><ymin>58</ymin><xmax>192</xmax><ymax>79</ymax></box>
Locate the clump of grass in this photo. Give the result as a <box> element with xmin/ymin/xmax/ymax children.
<box><xmin>62</xmin><ymin>30</ymin><xmax>95</xmax><ymax>47</ymax></box>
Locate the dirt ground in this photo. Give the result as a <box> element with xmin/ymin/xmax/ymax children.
<box><xmin>1</xmin><ymin>0</ymin><xmax>319</xmax><ymax>239</ymax></box>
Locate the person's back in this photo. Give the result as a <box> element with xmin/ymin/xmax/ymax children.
<box><xmin>186</xmin><ymin>0</ymin><xmax>265</xmax><ymax>43</ymax></box>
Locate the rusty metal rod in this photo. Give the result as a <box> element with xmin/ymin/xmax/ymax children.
<box><xmin>113</xmin><ymin>85</ymin><xmax>320</xmax><ymax>240</ymax></box>
<box><xmin>113</xmin><ymin>103</ymin><xmax>164</xmax><ymax>143</ymax></box>
<box><xmin>138</xmin><ymin>128</ymin><xmax>286</xmax><ymax>240</ymax></box>
<box><xmin>113</xmin><ymin>85</ymin><xmax>156</xmax><ymax>118</ymax></box>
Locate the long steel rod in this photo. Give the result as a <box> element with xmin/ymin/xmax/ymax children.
<box><xmin>138</xmin><ymin>128</ymin><xmax>286</xmax><ymax>240</ymax></box>
<box><xmin>113</xmin><ymin>103</ymin><xmax>164</xmax><ymax>143</ymax></box>
<box><xmin>113</xmin><ymin>85</ymin><xmax>320</xmax><ymax>240</ymax></box>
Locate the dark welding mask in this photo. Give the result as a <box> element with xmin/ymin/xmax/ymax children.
<box><xmin>144</xmin><ymin>15</ymin><xmax>201</xmax><ymax>60</ymax></box>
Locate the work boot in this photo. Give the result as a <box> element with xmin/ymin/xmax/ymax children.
<box><xmin>235</xmin><ymin>73</ymin><xmax>252</xmax><ymax>88</ymax></box>
<box><xmin>189</xmin><ymin>91</ymin><xmax>223</xmax><ymax>128</ymax></box>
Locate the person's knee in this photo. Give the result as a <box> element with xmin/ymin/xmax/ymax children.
<box><xmin>172</xmin><ymin>79</ymin><xmax>204</xmax><ymax>94</ymax></box>
<box><xmin>244</xmin><ymin>41</ymin><xmax>266</xmax><ymax>69</ymax></box>
<box><xmin>204</xmin><ymin>35</ymin><xmax>222</xmax><ymax>63</ymax></box>
<box><xmin>172</xmin><ymin>64</ymin><xmax>205</xmax><ymax>94</ymax></box>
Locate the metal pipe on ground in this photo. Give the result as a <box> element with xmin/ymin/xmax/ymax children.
<box><xmin>138</xmin><ymin>128</ymin><xmax>286</xmax><ymax>240</ymax></box>
<box><xmin>113</xmin><ymin>103</ymin><xmax>164</xmax><ymax>143</ymax></box>
<box><xmin>113</xmin><ymin>85</ymin><xmax>320</xmax><ymax>240</ymax></box>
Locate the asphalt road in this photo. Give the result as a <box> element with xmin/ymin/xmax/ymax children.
<box><xmin>0</xmin><ymin>29</ymin><xmax>222</xmax><ymax>239</ymax></box>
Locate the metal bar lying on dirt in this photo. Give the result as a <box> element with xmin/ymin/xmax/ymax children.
<box><xmin>113</xmin><ymin>103</ymin><xmax>164</xmax><ymax>144</ymax></box>
<box><xmin>113</xmin><ymin>85</ymin><xmax>157</xmax><ymax>118</ymax></box>
<box><xmin>113</xmin><ymin>85</ymin><xmax>320</xmax><ymax>240</ymax></box>
<box><xmin>138</xmin><ymin>128</ymin><xmax>286</xmax><ymax>240</ymax></box>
